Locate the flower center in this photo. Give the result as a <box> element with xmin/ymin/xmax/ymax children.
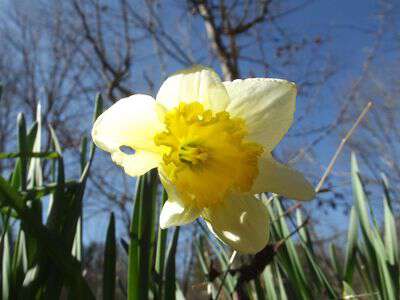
<box><xmin>178</xmin><ymin>144</ymin><xmax>208</xmax><ymax>165</ymax></box>
<box><xmin>155</xmin><ymin>102</ymin><xmax>263</xmax><ymax>208</ymax></box>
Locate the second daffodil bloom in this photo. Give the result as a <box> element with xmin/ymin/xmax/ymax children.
<box><xmin>92</xmin><ymin>66</ymin><xmax>315</xmax><ymax>254</ymax></box>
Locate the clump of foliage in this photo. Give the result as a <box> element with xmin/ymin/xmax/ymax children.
<box><xmin>0</xmin><ymin>88</ymin><xmax>103</xmax><ymax>299</ymax></box>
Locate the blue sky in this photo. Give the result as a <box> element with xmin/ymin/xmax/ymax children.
<box><xmin>279</xmin><ymin>0</ymin><xmax>398</xmax><ymax>237</ymax></box>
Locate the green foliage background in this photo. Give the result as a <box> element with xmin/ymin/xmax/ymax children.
<box><xmin>0</xmin><ymin>87</ymin><xmax>398</xmax><ymax>299</ymax></box>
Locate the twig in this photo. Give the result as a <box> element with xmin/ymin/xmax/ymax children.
<box><xmin>315</xmin><ymin>101</ymin><xmax>373</xmax><ymax>193</ymax></box>
<box><xmin>215</xmin><ymin>250</ymin><xmax>237</xmax><ymax>299</ymax></box>
<box><xmin>271</xmin><ymin>202</ymin><xmax>302</xmax><ymax>223</ymax></box>
<box><xmin>274</xmin><ymin>216</ymin><xmax>310</xmax><ymax>250</ymax></box>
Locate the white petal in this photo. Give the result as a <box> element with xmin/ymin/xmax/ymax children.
<box><xmin>156</xmin><ymin>65</ymin><xmax>229</xmax><ymax>112</ymax></box>
<box><xmin>111</xmin><ymin>150</ymin><xmax>160</xmax><ymax>177</ymax></box>
<box><xmin>202</xmin><ymin>194</ymin><xmax>269</xmax><ymax>254</ymax></box>
<box><xmin>252</xmin><ymin>154</ymin><xmax>315</xmax><ymax>200</ymax></box>
<box><xmin>225</xmin><ymin>78</ymin><xmax>296</xmax><ymax>151</ymax></box>
<box><xmin>92</xmin><ymin>94</ymin><xmax>164</xmax><ymax>153</ymax></box>
<box><xmin>92</xmin><ymin>94</ymin><xmax>164</xmax><ymax>176</ymax></box>
<box><xmin>159</xmin><ymin>171</ymin><xmax>201</xmax><ymax>228</ymax></box>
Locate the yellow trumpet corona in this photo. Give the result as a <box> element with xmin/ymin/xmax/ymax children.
<box><xmin>155</xmin><ymin>102</ymin><xmax>263</xmax><ymax>208</ymax></box>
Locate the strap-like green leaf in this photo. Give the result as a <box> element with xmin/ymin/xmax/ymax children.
<box><xmin>103</xmin><ymin>213</ymin><xmax>116</xmax><ymax>300</ymax></box>
<box><xmin>343</xmin><ymin>207</ymin><xmax>358</xmax><ymax>282</ymax></box>
<box><xmin>164</xmin><ymin>227</ymin><xmax>180</xmax><ymax>300</ymax></box>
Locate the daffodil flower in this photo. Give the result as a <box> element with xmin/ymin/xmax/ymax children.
<box><xmin>92</xmin><ymin>66</ymin><xmax>315</xmax><ymax>254</ymax></box>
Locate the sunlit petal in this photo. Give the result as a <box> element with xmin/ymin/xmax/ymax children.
<box><xmin>92</xmin><ymin>94</ymin><xmax>164</xmax><ymax>176</ymax></box>
<box><xmin>156</xmin><ymin>65</ymin><xmax>229</xmax><ymax>112</ymax></box>
<box><xmin>202</xmin><ymin>194</ymin><xmax>269</xmax><ymax>254</ymax></box>
<box><xmin>252</xmin><ymin>153</ymin><xmax>315</xmax><ymax>200</ymax></box>
<box><xmin>225</xmin><ymin>78</ymin><xmax>296</xmax><ymax>151</ymax></box>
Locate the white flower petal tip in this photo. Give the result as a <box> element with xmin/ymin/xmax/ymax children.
<box><xmin>156</xmin><ymin>65</ymin><xmax>229</xmax><ymax>112</ymax></box>
<box><xmin>203</xmin><ymin>195</ymin><xmax>269</xmax><ymax>254</ymax></box>
<box><xmin>159</xmin><ymin>200</ymin><xmax>201</xmax><ymax>229</ymax></box>
<box><xmin>91</xmin><ymin>94</ymin><xmax>164</xmax><ymax>177</ymax></box>
<box><xmin>252</xmin><ymin>154</ymin><xmax>316</xmax><ymax>201</ymax></box>
<box><xmin>224</xmin><ymin>78</ymin><xmax>296</xmax><ymax>151</ymax></box>
<box><xmin>110</xmin><ymin>150</ymin><xmax>159</xmax><ymax>177</ymax></box>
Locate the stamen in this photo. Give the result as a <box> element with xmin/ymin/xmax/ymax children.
<box><xmin>178</xmin><ymin>145</ymin><xmax>208</xmax><ymax>165</ymax></box>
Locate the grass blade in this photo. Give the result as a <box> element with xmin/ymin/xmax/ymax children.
<box><xmin>127</xmin><ymin>177</ymin><xmax>143</xmax><ymax>300</ymax></box>
<box><xmin>164</xmin><ymin>227</ymin><xmax>180</xmax><ymax>300</ymax></box>
<box><xmin>0</xmin><ymin>152</ymin><xmax>59</xmax><ymax>159</ymax></box>
<box><xmin>128</xmin><ymin>170</ymin><xmax>158</xmax><ymax>300</ymax></box>
<box><xmin>351</xmin><ymin>153</ymin><xmax>372</xmax><ymax>240</ymax></box>
<box><xmin>382</xmin><ymin>176</ymin><xmax>398</xmax><ymax>265</ymax></box>
<box><xmin>71</xmin><ymin>218</ymin><xmax>82</xmax><ymax>262</ymax></box>
<box><xmin>103</xmin><ymin>213</ymin><xmax>116</xmax><ymax>300</ymax></box>
<box><xmin>17</xmin><ymin>113</ymin><xmax>27</xmax><ymax>191</ymax></box>
<box><xmin>2</xmin><ymin>232</ymin><xmax>11</xmax><ymax>300</ymax></box>
<box><xmin>328</xmin><ymin>243</ymin><xmax>342</xmax><ymax>279</ymax></box>
<box><xmin>343</xmin><ymin>207</ymin><xmax>358</xmax><ymax>282</ymax></box>
<box><xmin>28</xmin><ymin>103</ymin><xmax>43</xmax><ymax>188</ymax></box>
<box><xmin>11</xmin><ymin>229</ymin><xmax>28</xmax><ymax>292</ymax></box>
<box><xmin>262</xmin><ymin>265</ymin><xmax>278</xmax><ymax>300</ymax></box>
<box><xmin>155</xmin><ymin>189</ymin><xmax>168</xmax><ymax>299</ymax></box>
